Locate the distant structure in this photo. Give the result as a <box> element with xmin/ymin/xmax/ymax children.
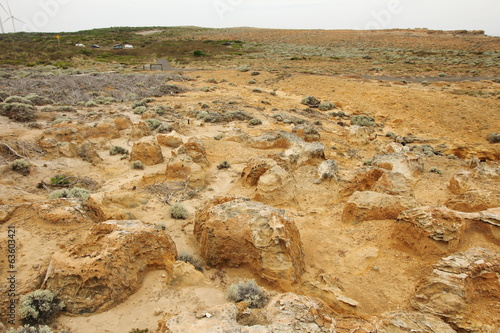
<box><xmin>0</xmin><ymin>0</ymin><xmax>24</xmax><ymax>32</ymax></box>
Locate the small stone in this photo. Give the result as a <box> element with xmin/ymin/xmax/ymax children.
<box><xmin>154</xmin><ymin>308</ymin><xmax>163</xmax><ymax>316</ymax></box>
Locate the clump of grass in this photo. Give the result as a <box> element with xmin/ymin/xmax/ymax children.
<box><xmin>11</xmin><ymin>159</ymin><xmax>30</xmax><ymax>176</ymax></box>
<box><xmin>170</xmin><ymin>203</ymin><xmax>188</xmax><ymax>219</ymax></box>
<box><xmin>177</xmin><ymin>253</ymin><xmax>204</xmax><ymax>272</ymax></box>
<box><xmin>25</xmin><ymin>93</ymin><xmax>54</xmax><ymax>106</ymax></box>
<box><xmin>50</xmin><ymin>174</ymin><xmax>70</xmax><ymax>186</ymax></box>
<box><xmin>247</xmin><ymin>79</ymin><xmax>257</xmax><ymax>84</ymax></box>
<box><xmin>18</xmin><ymin>289</ymin><xmax>64</xmax><ymax>326</ymax></box>
<box><xmin>249</xmin><ymin>118</ymin><xmax>262</xmax><ymax>126</ymax></box>
<box><xmin>217</xmin><ymin>160</ymin><xmax>231</xmax><ymax>169</ymax></box>
<box><xmin>110</xmin><ymin>146</ymin><xmax>129</xmax><ymax>156</ymax></box>
<box><xmin>48</xmin><ymin>187</ymin><xmax>91</xmax><ymax>200</ymax></box>
<box><xmin>131</xmin><ymin>160</ymin><xmax>144</xmax><ymax>170</ymax></box>
<box><xmin>351</xmin><ymin>115</ymin><xmax>375</xmax><ymax>127</ymax></box>
<box><xmin>226</xmin><ymin>280</ymin><xmax>267</xmax><ymax>309</ymax></box>
<box><xmin>214</xmin><ymin>133</ymin><xmax>224</xmax><ymax>140</ymax></box>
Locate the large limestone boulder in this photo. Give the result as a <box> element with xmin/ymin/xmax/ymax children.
<box><xmin>372</xmin><ymin>152</ymin><xmax>424</xmax><ymax>179</ymax></box>
<box><xmin>194</xmin><ymin>197</ymin><xmax>305</xmax><ymax>287</ymax></box>
<box><xmin>113</xmin><ymin>115</ymin><xmax>133</xmax><ymax>130</ymax></box>
<box><xmin>42</xmin><ymin>220</ymin><xmax>177</xmax><ymax>314</ymax></box>
<box><xmin>342</xmin><ymin>168</ymin><xmax>414</xmax><ymax>197</ymax></box>
<box><xmin>241</xmin><ymin>158</ymin><xmax>295</xmax><ymax>205</ymax></box>
<box><xmin>81</xmin><ymin>122</ymin><xmax>120</xmax><ymax>140</ymax></box>
<box><xmin>373</xmin><ymin>311</ymin><xmax>456</xmax><ymax>333</ymax></box>
<box><xmin>157</xmin><ymin>131</ymin><xmax>183</xmax><ymax>148</ymax></box>
<box><xmin>130</xmin><ymin>139</ymin><xmax>164</xmax><ymax>166</ymax></box>
<box><xmin>395</xmin><ymin>206</ymin><xmax>500</xmax><ymax>255</ymax></box>
<box><xmin>162</xmin><ymin>293</ymin><xmax>335</xmax><ymax>333</ymax></box>
<box><xmin>178</xmin><ymin>138</ymin><xmax>209</xmax><ymax>166</ymax></box>
<box><xmin>317</xmin><ymin>160</ymin><xmax>338</xmax><ymax>182</ymax></box>
<box><xmin>77</xmin><ymin>141</ymin><xmax>103</xmax><ymax>165</ymax></box>
<box><xmin>411</xmin><ymin>248</ymin><xmax>500</xmax><ymax>331</ymax></box>
<box><xmin>33</xmin><ymin>198</ymin><xmax>104</xmax><ymax>224</ymax></box>
<box><xmin>342</xmin><ymin>191</ymin><xmax>418</xmax><ymax>224</ymax></box>
<box><xmin>130</xmin><ymin>121</ymin><xmax>152</xmax><ymax>140</ymax></box>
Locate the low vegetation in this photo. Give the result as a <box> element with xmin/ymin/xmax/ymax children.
<box><xmin>226</xmin><ymin>280</ymin><xmax>267</xmax><ymax>309</ymax></box>
<box><xmin>19</xmin><ymin>289</ymin><xmax>64</xmax><ymax>326</ymax></box>
<box><xmin>170</xmin><ymin>203</ymin><xmax>189</xmax><ymax>219</ymax></box>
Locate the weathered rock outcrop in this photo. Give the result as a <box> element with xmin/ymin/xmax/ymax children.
<box><xmin>342</xmin><ymin>168</ymin><xmax>414</xmax><ymax>197</ymax></box>
<box><xmin>373</xmin><ymin>311</ymin><xmax>456</xmax><ymax>333</ymax></box>
<box><xmin>241</xmin><ymin>158</ymin><xmax>295</xmax><ymax>205</ymax></box>
<box><xmin>157</xmin><ymin>131</ymin><xmax>183</xmax><ymax>148</ymax></box>
<box><xmin>130</xmin><ymin>121</ymin><xmax>152</xmax><ymax>140</ymax></box>
<box><xmin>317</xmin><ymin>160</ymin><xmax>338</xmax><ymax>182</ymax></box>
<box><xmin>342</xmin><ymin>191</ymin><xmax>418</xmax><ymax>224</ymax></box>
<box><xmin>372</xmin><ymin>152</ymin><xmax>424</xmax><ymax>179</ymax></box>
<box><xmin>395</xmin><ymin>206</ymin><xmax>500</xmax><ymax>255</ymax></box>
<box><xmin>77</xmin><ymin>141</ymin><xmax>103</xmax><ymax>165</ymax></box>
<box><xmin>179</xmin><ymin>138</ymin><xmax>210</xmax><ymax>166</ymax></box>
<box><xmin>347</xmin><ymin>125</ymin><xmax>377</xmax><ymax>145</ymax></box>
<box><xmin>33</xmin><ymin>198</ymin><xmax>104</xmax><ymax>224</ymax></box>
<box><xmin>162</xmin><ymin>293</ymin><xmax>335</xmax><ymax>333</ymax></box>
<box><xmin>411</xmin><ymin>248</ymin><xmax>500</xmax><ymax>331</ymax></box>
<box><xmin>42</xmin><ymin>220</ymin><xmax>177</xmax><ymax>314</ymax></box>
<box><xmin>194</xmin><ymin>197</ymin><xmax>305</xmax><ymax>287</ymax></box>
<box><xmin>446</xmin><ymin>189</ymin><xmax>500</xmax><ymax>213</ymax></box>
<box><xmin>129</xmin><ymin>139</ymin><xmax>164</xmax><ymax>166</ymax></box>
<box><xmin>165</xmin><ymin>151</ymin><xmax>207</xmax><ymax>188</ymax></box>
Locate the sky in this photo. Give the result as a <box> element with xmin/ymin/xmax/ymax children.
<box><xmin>0</xmin><ymin>0</ymin><xmax>499</xmax><ymax>36</ymax></box>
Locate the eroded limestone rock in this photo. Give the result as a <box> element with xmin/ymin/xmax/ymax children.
<box><xmin>194</xmin><ymin>197</ymin><xmax>304</xmax><ymax>287</ymax></box>
<box><xmin>43</xmin><ymin>220</ymin><xmax>177</xmax><ymax>314</ymax></box>
<box><xmin>129</xmin><ymin>139</ymin><xmax>164</xmax><ymax>166</ymax></box>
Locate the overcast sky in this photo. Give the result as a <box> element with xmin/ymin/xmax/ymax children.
<box><xmin>1</xmin><ymin>0</ymin><xmax>499</xmax><ymax>36</ymax></box>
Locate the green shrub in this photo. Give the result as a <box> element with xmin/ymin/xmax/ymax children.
<box><xmin>158</xmin><ymin>123</ymin><xmax>173</xmax><ymax>133</ymax></box>
<box><xmin>248</xmin><ymin>79</ymin><xmax>257</xmax><ymax>84</ymax></box>
<box><xmin>177</xmin><ymin>253</ymin><xmax>204</xmax><ymax>272</ymax></box>
<box><xmin>110</xmin><ymin>146</ymin><xmax>129</xmax><ymax>156</ymax></box>
<box><xmin>487</xmin><ymin>133</ymin><xmax>500</xmax><ymax>143</ymax></box>
<box><xmin>351</xmin><ymin>115</ymin><xmax>375</xmax><ymax>127</ymax></box>
<box><xmin>251</xmin><ymin>71</ymin><xmax>260</xmax><ymax>76</ymax></box>
<box><xmin>217</xmin><ymin>160</ymin><xmax>231</xmax><ymax>169</ymax></box>
<box><xmin>145</xmin><ymin>118</ymin><xmax>162</xmax><ymax>130</ymax></box>
<box><xmin>386</xmin><ymin>131</ymin><xmax>396</xmax><ymax>138</ymax></box>
<box><xmin>226</xmin><ymin>280</ymin><xmax>267</xmax><ymax>309</ymax></box>
<box><xmin>236</xmin><ymin>65</ymin><xmax>250</xmax><ymax>72</ymax></box>
<box><xmin>11</xmin><ymin>159</ymin><xmax>30</xmax><ymax>176</ymax></box>
<box><xmin>170</xmin><ymin>203</ymin><xmax>188</xmax><ymax>219</ymax></box>
<box><xmin>25</xmin><ymin>94</ymin><xmax>54</xmax><ymax>106</ymax></box>
<box><xmin>55</xmin><ymin>106</ymin><xmax>77</xmax><ymax>113</ymax></box>
<box><xmin>318</xmin><ymin>101</ymin><xmax>336</xmax><ymax>111</ymax></box>
<box><xmin>429</xmin><ymin>167</ymin><xmax>443</xmax><ymax>175</ymax></box>
<box><xmin>50</xmin><ymin>174</ymin><xmax>70</xmax><ymax>186</ymax></box>
<box><xmin>19</xmin><ymin>289</ymin><xmax>64</xmax><ymax>326</ymax></box>
<box><xmin>214</xmin><ymin>133</ymin><xmax>224</xmax><ymax>140</ymax></box>
<box><xmin>0</xmin><ymin>103</ymin><xmax>37</xmax><ymax>122</ymax></box>
<box><xmin>300</xmin><ymin>96</ymin><xmax>320</xmax><ymax>107</ymax></box>
<box><xmin>131</xmin><ymin>160</ymin><xmax>144</xmax><ymax>170</ymax></box>
<box><xmin>49</xmin><ymin>187</ymin><xmax>90</xmax><ymax>200</ymax></box>
<box><xmin>133</xmin><ymin>106</ymin><xmax>147</xmax><ymax>114</ymax></box>
<box><xmin>85</xmin><ymin>100</ymin><xmax>98</xmax><ymax>108</ymax></box>
<box><xmin>193</xmin><ymin>50</ymin><xmax>207</xmax><ymax>57</ymax></box>
<box><xmin>249</xmin><ymin>118</ymin><xmax>262</xmax><ymax>126</ymax></box>
<box><xmin>4</xmin><ymin>95</ymin><xmax>33</xmax><ymax>105</ymax></box>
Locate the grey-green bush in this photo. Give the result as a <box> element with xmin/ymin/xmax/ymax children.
<box><xmin>177</xmin><ymin>253</ymin><xmax>204</xmax><ymax>272</ymax></box>
<box><xmin>300</xmin><ymin>96</ymin><xmax>321</xmax><ymax>107</ymax></box>
<box><xmin>11</xmin><ymin>159</ymin><xmax>30</xmax><ymax>176</ymax></box>
<box><xmin>48</xmin><ymin>187</ymin><xmax>90</xmax><ymax>200</ymax></box>
<box><xmin>170</xmin><ymin>203</ymin><xmax>188</xmax><ymax>219</ymax></box>
<box><xmin>318</xmin><ymin>101</ymin><xmax>336</xmax><ymax>111</ymax></box>
<box><xmin>217</xmin><ymin>160</ymin><xmax>231</xmax><ymax>169</ymax></box>
<box><xmin>351</xmin><ymin>115</ymin><xmax>375</xmax><ymax>127</ymax></box>
<box><xmin>249</xmin><ymin>118</ymin><xmax>262</xmax><ymax>126</ymax></box>
<box><xmin>110</xmin><ymin>146</ymin><xmax>129</xmax><ymax>156</ymax></box>
<box><xmin>145</xmin><ymin>118</ymin><xmax>162</xmax><ymax>130</ymax></box>
<box><xmin>226</xmin><ymin>280</ymin><xmax>267</xmax><ymax>309</ymax></box>
<box><xmin>19</xmin><ymin>289</ymin><xmax>64</xmax><ymax>326</ymax></box>
<box><xmin>487</xmin><ymin>133</ymin><xmax>500</xmax><ymax>143</ymax></box>
<box><xmin>131</xmin><ymin>160</ymin><xmax>144</xmax><ymax>170</ymax></box>
<box><xmin>4</xmin><ymin>95</ymin><xmax>33</xmax><ymax>105</ymax></box>
<box><xmin>0</xmin><ymin>103</ymin><xmax>37</xmax><ymax>122</ymax></box>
